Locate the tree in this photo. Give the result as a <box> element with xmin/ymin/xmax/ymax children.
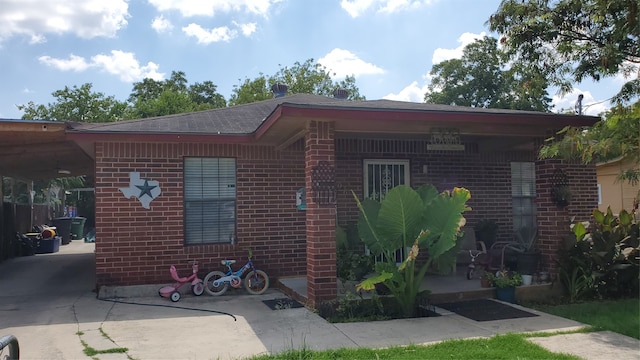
<box><xmin>18</xmin><ymin>83</ymin><xmax>130</xmax><ymax>122</ymax></box>
<box><xmin>488</xmin><ymin>0</ymin><xmax>639</xmax><ymax>103</ymax></box>
<box><xmin>129</xmin><ymin>71</ymin><xmax>226</xmax><ymax>118</ymax></box>
<box><xmin>228</xmin><ymin>76</ymin><xmax>272</xmax><ymax>106</ymax></box>
<box><xmin>540</xmin><ymin>101</ymin><xmax>640</xmax><ymax>184</ymax></box>
<box><xmin>489</xmin><ymin>1</ymin><xmax>639</xmax><ymax>183</ymax></box>
<box><xmin>228</xmin><ymin>59</ymin><xmax>365</xmax><ymax>106</ymax></box>
<box><xmin>424</xmin><ymin>36</ymin><xmax>552</xmax><ymax>111</ymax></box>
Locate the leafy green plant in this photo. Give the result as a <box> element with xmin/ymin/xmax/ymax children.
<box><xmin>558</xmin><ymin>267</ymin><xmax>592</xmax><ymax>303</ymax></box>
<box><xmin>487</xmin><ymin>271</ymin><xmax>523</xmax><ymax>288</ymax></box>
<box><xmin>336</xmin><ymin>225</ymin><xmax>373</xmax><ymax>283</ymax></box>
<box><xmin>353</xmin><ymin>184</ymin><xmax>471</xmax><ymax>318</ymax></box>
<box><xmin>560</xmin><ymin>207</ymin><xmax>639</xmax><ymax>300</ymax></box>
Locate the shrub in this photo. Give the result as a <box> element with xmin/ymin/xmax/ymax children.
<box><xmin>559</xmin><ymin>208</ymin><xmax>639</xmax><ymax>301</ymax></box>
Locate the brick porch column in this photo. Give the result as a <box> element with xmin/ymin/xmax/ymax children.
<box><xmin>535</xmin><ymin>160</ymin><xmax>570</xmax><ymax>277</ymax></box>
<box><xmin>305</xmin><ymin>121</ymin><xmax>337</xmax><ymax>307</ymax></box>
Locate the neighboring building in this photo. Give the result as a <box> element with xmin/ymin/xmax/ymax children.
<box><xmin>596</xmin><ymin>157</ymin><xmax>640</xmax><ymax>217</ymax></box>
<box><xmin>63</xmin><ymin>89</ymin><xmax>600</xmax><ymax>306</ymax></box>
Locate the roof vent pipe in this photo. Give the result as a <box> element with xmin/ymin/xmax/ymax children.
<box><xmin>272</xmin><ymin>83</ymin><xmax>288</xmax><ymax>98</ymax></box>
<box><xmin>333</xmin><ymin>88</ymin><xmax>349</xmax><ymax>100</ymax></box>
<box><xmin>574</xmin><ymin>94</ymin><xmax>584</xmax><ymax>115</ymax></box>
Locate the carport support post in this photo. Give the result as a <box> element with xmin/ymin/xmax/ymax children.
<box><xmin>304</xmin><ymin>121</ymin><xmax>337</xmax><ymax>308</ymax></box>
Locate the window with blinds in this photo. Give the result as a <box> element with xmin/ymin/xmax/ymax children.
<box><xmin>511</xmin><ymin>162</ymin><xmax>536</xmax><ymax>231</ymax></box>
<box><xmin>184</xmin><ymin>158</ymin><xmax>236</xmax><ymax>245</ymax></box>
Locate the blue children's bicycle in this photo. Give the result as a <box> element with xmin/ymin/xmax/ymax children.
<box><xmin>203</xmin><ymin>250</ymin><xmax>269</xmax><ymax>296</ymax></box>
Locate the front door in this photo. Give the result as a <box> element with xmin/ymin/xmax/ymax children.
<box><xmin>363</xmin><ymin>159</ymin><xmax>410</xmax><ymax>264</ymax></box>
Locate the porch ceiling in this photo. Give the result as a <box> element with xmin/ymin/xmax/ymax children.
<box><xmin>0</xmin><ymin>120</ymin><xmax>93</xmax><ymax>181</ymax></box>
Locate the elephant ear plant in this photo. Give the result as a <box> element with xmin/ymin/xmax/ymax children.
<box><xmin>353</xmin><ymin>184</ymin><xmax>471</xmax><ymax>318</ymax></box>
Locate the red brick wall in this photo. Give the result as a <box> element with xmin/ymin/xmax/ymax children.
<box><xmin>94</xmin><ymin>137</ymin><xmax>597</xmax><ymax>288</ymax></box>
<box><xmin>305</xmin><ymin>121</ymin><xmax>337</xmax><ymax>306</ymax></box>
<box><xmin>94</xmin><ymin>141</ymin><xmax>307</xmax><ymax>287</ymax></box>
<box><xmin>336</xmin><ymin>138</ymin><xmax>537</xmax><ymax>242</ymax></box>
<box><xmin>536</xmin><ymin>160</ymin><xmax>598</xmax><ymax>275</ymax></box>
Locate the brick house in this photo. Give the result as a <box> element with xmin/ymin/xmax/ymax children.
<box><xmin>66</xmin><ymin>90</ymin><xmax>599</xmax><ymax>306</ymax></box>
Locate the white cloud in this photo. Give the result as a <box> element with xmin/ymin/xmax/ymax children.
<box><xmin>151</xmin><ymin>15</ymin><xmax>174</xmax><ymax>33</ymax></box>
<box><xmin>383</xmin><ymin>81</ymin><xmax>429</xmax><ymax>102</ymax></box>
<box><xmin>38</xmin><ymin>54</ymin><xmax>92</xmax><ymax>72</ymax></box>
<box><xmin>432</xmin><ymin>32</ymin><xmax>485</xmax><ymax>65</ymax></box>
<box><xmin>29</xmin><ymin>34</ymin><xmax>46</xmax><ymax>44</ymax></box>
<box><xmin>92</xmin><ymin>51</ymin><xmax>164</xmax><ymax>82</ymax></box>
<box><xmin>233</xmin><ymin>21</ymin><xmax>257</xmax><ymax>36</ymax></box>
<box><xmin>22</xmin><ymin>88</ymin><xmax>34</xmax><ymax>94</ymax></box>
<box><xmin>341</xmin><ymin>0</ymin><xmax>436</xmax><ymax>18</ymax></box>
<box><xmin>341</xmin><ymin>0</ymin><xmax>375</xmax><ymax>17</ymax></box>
<box><xmin>0</xmin><ymin>0</ymin><xmax>129</xmax><ymax>42</ymax></box>
<box><xmin>613</xmin><ymin>61</ymin><xmax>639</xmax><ymax>84</ymax></box>
<box><xmin>552</xmin><ymin>89</ymin><xmax>607</xmax><ymax>116</ymax></box>
<box><xmin>182</xmin><ymin>24</ymin><xmax>237</xmax><ymax>44</ymax></box>
<box><xmin>38</xmin><ymin>51</ymin><xmax>164</xmax><ymax>83</ymax></box>
<box><xmin>318</xmin><ymin>48</ymin><xmax>385</xmax><ymax>79</ymax></box>
<box><xmin>148</xmin><ymin>0</ymin><xmax>277</xmax><ymax>17</ymax></box>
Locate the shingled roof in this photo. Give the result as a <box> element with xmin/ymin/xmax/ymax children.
<box><xmin>67</xmin><ymin>93</ymin><xmax>594</xmax><ymax>136</ymax></box>
<box><xmin>67</xmin><ymin>94</ymin><xmax>339</xmax><ymax>135</ymax></box>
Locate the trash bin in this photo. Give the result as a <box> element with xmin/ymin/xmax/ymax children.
<box><xmin>52</xmin><ymin>217</ymin><xmax>72</xmax><ymax>245</ymax></box>
<box><xmin>70</xmin><ymin>217</ymin><xmax>86</xmax><ymax>240</ymax></box>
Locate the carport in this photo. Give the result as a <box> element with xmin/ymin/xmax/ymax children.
<box><xmin>0</xmin><ymin>119</ymin><xmax>94</xmax><ymax>260</ymax></box>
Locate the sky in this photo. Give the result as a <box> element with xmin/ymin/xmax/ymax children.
<box><xmin>0</xmin><ymin>0</ymin><xmax>630</xmax><ymax>119</ymax></box>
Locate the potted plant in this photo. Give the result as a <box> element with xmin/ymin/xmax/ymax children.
<box><xmin>474</xmin><ymin>219</ymin><xmax>498</xmax><ymax>249</ymax></box>
<box><xmin>480</xmin><ymin>271</ymin><xmax>492</xmax><ymax>288</ymax></box>
<box><xmin>487</xmin><ymin>270</ymin><xmax>522</xmax><ymax>303</ymax></box>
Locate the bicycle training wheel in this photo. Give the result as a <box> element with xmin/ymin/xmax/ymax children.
<box><xmin>204</xmin><ymin>271</ymin><xmax>229</xmax><ymax>296</ymax></box>
<box><xmin>244</xmin><ymin>270</ymin><xmax>269</xmax><ymax>295</ymax></box>
<box><xmin>0</xmin><ymin>335</ymin><xmax>20</xmax><ymax>360</ymax></box>
<box><xmin>192</xmin><ymin>281</ymin><xmax>205</xmax><ymax>296</ymax></box>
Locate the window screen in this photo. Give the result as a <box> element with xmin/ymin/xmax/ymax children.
<box><xmin>511</xmin><ymin>162</ymin><xmax>536</xmax><ymax>231</ymax></box>
<box><xmin>184</xmin><ymin>158</ymin><xmax>236</xmax><ymax>245</ymax></box>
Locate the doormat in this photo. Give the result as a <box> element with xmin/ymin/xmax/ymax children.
<box><xmin>262</xmin><ymin>298</ymin><xmax>304</xmax><ymax>310</ymax></box>
<box><xmin>435</xmin><ymin>299</ymin><xmax>539</xmax><ymax>322</ymax></box>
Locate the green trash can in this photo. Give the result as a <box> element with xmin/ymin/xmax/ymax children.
<box><xmin>70</xmin><ymin>217</ymin><xmax>87</xmax><ymax>240</ymax></box>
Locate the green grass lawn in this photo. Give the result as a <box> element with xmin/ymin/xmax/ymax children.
<box><xmin>250</xmin><ymin>334</ymin><xmax>580</xmax><ymax>360</ymax></box>
<box><xmin>529</xmin><ymin>298</ymin><xmax>640</xmax><ymax>339</ymax></box>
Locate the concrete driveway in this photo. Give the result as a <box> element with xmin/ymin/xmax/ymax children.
<box><xmin>1</xmin><ymin>241</ymin><xmax>639</xmax><ymax>360</ymax></box>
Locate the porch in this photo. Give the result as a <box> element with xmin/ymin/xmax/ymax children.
<box><xmin>275</xmin><ymin>266</ymin><xmax>559</xmax><ymax>306</ymax></box>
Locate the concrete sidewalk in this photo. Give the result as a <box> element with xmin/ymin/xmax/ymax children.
<box><xmin>76</xmin><ymin>288</ymin><xmax>639</xmax><ymax>360</ymax></box>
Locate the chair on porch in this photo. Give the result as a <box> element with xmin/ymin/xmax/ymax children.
<box><xmin>487</xmin><ymin>225</ymin><xmax>538</xmax><ymax>271</ymax></box>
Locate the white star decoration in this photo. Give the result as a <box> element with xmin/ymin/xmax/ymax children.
<box><xmin>119</xmin><ymin>172</ymin><xmax>161</xmax><ymax>209</ymax></box>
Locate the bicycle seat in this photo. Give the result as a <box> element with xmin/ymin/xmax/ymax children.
<box><xmin>221</xmin><ymin>260</ymin><xmax>236</xmax><ymax>266</ymax></box>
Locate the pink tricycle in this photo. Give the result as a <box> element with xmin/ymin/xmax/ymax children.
<box><xmin>158</xmin><ymin>260</ymin><xmax>205</xmax><ymax>302</ymax></box>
